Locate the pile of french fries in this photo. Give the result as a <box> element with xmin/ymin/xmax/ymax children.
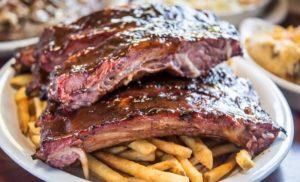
<box><xmin>12</xmin><ymin>73</ymin><xmax>255</xmax><ymax>182</ymax></box>
<box><xmin>11</xmin><ymin>74</ymin><xmax>46</xmax><ymax>148</ymax></box>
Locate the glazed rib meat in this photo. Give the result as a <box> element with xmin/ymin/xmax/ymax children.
<box><xmin>34</xmin><ymin>65</ymin><xmax>281</xmax><ymax>168</ymax></box>
<box><xmin>16</xmin><ymin>4</ymin><xmax>241</xmax><ymax>110</ymax></box>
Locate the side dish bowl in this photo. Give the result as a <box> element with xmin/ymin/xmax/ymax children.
<box><xmin>0</xmin><ymin>58</ymin><xmax>293</xmax><ymax>181</ymax></box>
<box><xmin>240</xmin><ymin>18</ymin><xmax>300</xmax><ymax>110</ymax></box>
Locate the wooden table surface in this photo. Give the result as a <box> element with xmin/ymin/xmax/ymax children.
<box><xmin>1</xmin><ymin>3</ymin><xmax>300</xmax><ymax>182</ymax></box>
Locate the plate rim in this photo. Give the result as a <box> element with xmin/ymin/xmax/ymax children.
<box><xmin>0</xmin><ymin>37</ymin><xmax>39</xmax><ymax>53</ymax></box>
<box><xmin>0</xmin><ymin>58</ymin><xmax>294</xmax><ymax>182</ymax></box>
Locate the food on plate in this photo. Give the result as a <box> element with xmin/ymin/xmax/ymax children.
<box><xmin>246</xmin><ymin>25</ymin><xmax>300</xmax><ymax>84</ymax></box>
<box><xmin>32</xmin><ymin>65</ymin><xmax>281</xmax><ymax>168</ymax></box>
<box><xmin>236</xmin><ymin>149</ymin><xmax>255</xmax><ymax>171</ymax></box>
<box><xmin>149</xmin><ymin>138</ymin><xmax>192</xmax><ymax>159</ymax></box>
<box><xmin>88</xmin><ymin>155</ymin><xmax>127</xmax><ymax>181</ymax></box>
<box><xmin>11</xmin><ymin>3</ymin><xmax>284</xmax><ymax>182</ymax></box>
<box><xmin>104</xmin><ymin>0</ymin><xmax>261</xmax><ymax>14</ymax></box>
<box><xmin>211</xmin><ymin>144</ymin><xmax>239</xmax><ymax>157</ymax></box>
<box><xmin>128</xmin><ymin>140</ymin><xmax>157</xmax><ymax>155</ymax></box>
<box><xmin>15</xmin><ymin>4</ymin><xmax>241</xmax><ymax>110</ymax></box>
<box><xmin>10</xmin><ymin>73</ymin><xmax>32</xmax><ymax>87</ymax></box>
<box><xmin>0</xmin><ymin>0</ymin><xmax>103</xmax><ymax>41</ymax></box>
<box><xmin>180</xmin><ymin>136</ymin><xmax>213</xmax><ymax>169</ymax></box>
<box><xmin>13</xmin><ymin>65</ymin><xmax>281</xmax><ymax>181</ymax></box>
<box><xmin>177</xmin><ymin>156</ymin><xmax>203</xmax><ymax>182</ymax></box>
<box><xmin>95</xmin><ymin>152</ymin><xmax>190</xmax><ymax>182</ymax></box>
<box><xmin>203</xmin><ymin>154</ymin><xmax>236</xmax><ymax>182</ymax></box>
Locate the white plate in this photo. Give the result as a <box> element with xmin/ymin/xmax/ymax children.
<box><xmin>0</xmin><ymin>37</ymin><xmax>39</xmax><ymax>57</ymax></box>
<box><xmin>240</xmin><ymin>18</ymin><xmax>300</xmax><ymax>110</ymax></box>
<box><xmin>0</xmin><ymin>58</ymin><xmax>293</xmax><ymax>181</ymax></box>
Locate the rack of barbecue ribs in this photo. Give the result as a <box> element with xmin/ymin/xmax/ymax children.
<box><xmin>34</xmin><ymin>65</ymin><xmax>281</xmax><ymax>168</ymax></box>
<box><xmin>12</xmin><ymin>4</ymin><xmax>283</xmax><ymax>169</ymax></box>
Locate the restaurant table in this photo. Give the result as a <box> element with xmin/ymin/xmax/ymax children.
<box><xmin>1</xmin><ymin>4</ymin><xmax>300</xmax><ymax>182</ymax></box>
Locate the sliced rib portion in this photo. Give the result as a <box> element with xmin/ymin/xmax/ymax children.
<box><xmin>15</xmin><ymin>4</ymin><xmax>241</xmax><ymax>110</ymax></box>
<box><xmin>47</xmin><ymin>4</ymin><xmax>241</xmax><ymax>110</ymax></box>
<box><xmin>34</xmin><ymin>65</ymin><xmax>281</xmax><ymax>168</ymax></box>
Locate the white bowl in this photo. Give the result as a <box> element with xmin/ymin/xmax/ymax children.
<box><xmin>0</xmin><ymin>37</ymin><xmax>39</xmax><ymax>57</ymax></box>
<box><xmin>0</xmin><ymin>58</ymin><xmax>293</xmax><ymax>181</ymax></box>
<box><xmin>217</xmin><ymin>0</ymin><xmax>271</xmax><ymax>26</ymax></box>
<box><xmin>240</xmin><ymin>18</ymin><xmax>300</xmax><ymax>110</ymax></box>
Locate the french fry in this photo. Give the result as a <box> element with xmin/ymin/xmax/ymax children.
<box><xmin>204</xmin><ymin>155</ymin><xmax>236</xmax><ymax>182</ymax></box>
<box><xmin>41</xmin><ymin>101</ymin><xmax>47</xmax><ymax>111</ymax></box>
<box><xmin>149</xmin><ymin>138</ymin><xmax>192</xmax><ymax>158</ymax></box>
<box><xmin>149</xmin><ymin>159</ymin><xmax>176</xmax><ymax>171</ymax></box>
<box><xmin>119</xmin><ymin>150</ymin><xmax>155</xmax><ymax>162</ymax></box>
<box><xmin>150</xmin><ymin>157</ymin><xmax>185</xmax><ymax>176</ymax></box>
<box><xmin>127</xmin><ymin>177</ymin><xmax>147</xmax><ymax>182</ymax></box>
<box><xmin>94</xmin><ymin>152</ymin><xmax>189</xmax><ymax>182</ymax></box>
<box><xmin>33</xmin><ymin>97</ymin><xmax>43</xmax><ymax>118</ymax></box>
<box><xmin>29</xmin><ymin>116</ymin><xmax>36</xmax><ymax>122</ymax></box>
<box><xmin>161</xmin><ymin>154</ymin><xmax>173</xmax><ymax>161</ymax></box>
<box><xmin>17</xmin><ymin>99</ymin><xmax>30</xmax><ymax>134</ymax></box>
<box><xmin>88</xmin><ymin>155</ymin><xmax>128</xmax><ymax>182</ymax></box>
<box><xmin>155</xmin><ymin>150</ymin><xmax>164</xmax><ymax>158</ymax></box>
<box><xmin>190</xmin><ymin>156</ymin><xmax>199</xmax><ymax>165</ymax></box>
<box><xmin>10</xmin><ymin>74</ymin><xmax>33</xmax><ymax>87</ymax></box>
<box><xmin>28</xmin><ymin>99</ymin><xmax>35</xmax><ymax>116</ymax></box>
<box><xmin>180</xmin><ymin>136</ymin><xmax>213</xmax><ymax>169</ymax></box>
<box><xmin>105</xmin><ymin>146</ymin><xmax>128</xmax><ymax>154</ymax></box>
<box><xmin>195</xmin><ymin>164</ymin><xmax>208</xmax><ymax>173</ymax></box>
<box><xmin>14</xmin><ymin>87</ymin><xmax>27</xmax><ymax>103</ymax></box>
<box><xmin>178</xmin><ymin>157</ymin><xmax>203</xmax><ymax>182</ymax></box>
<box><xmin>128</xmin><ymin>140</ymin><xmax>157</xmax><ymax>155</ymax></box>
<box><xmin>236</xmin><ymin>150</ymin><xmax>254</xmax><ymax>171</ymax></box>
<box><xmin>28</xmin><ymin>121</ymin><xmax>40</xmax><ymax>135</ymax></box>
<box><xmin>30</xmin><ymin>135</ymin><xmax>40</xmax><ymax>148</ymax></box>
<box><xmin>161</xmin><ymin>154</ymin><xmax>186</xmax><ymax>176</ymax></box>
<box><xmin>211</xmin><ymin>144</ymin><xmax>238</xmax><ymax>157</ymax></box>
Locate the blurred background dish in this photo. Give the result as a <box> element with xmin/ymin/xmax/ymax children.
<box><xmin>0</xmin><ymin>0</ymin><xmax>288</xmax><ymax>57</ymax></box>
<box><xmin>240</xmin><ymin>18</ymin><xmax>300</xmax><ymax>110</ymax></box>
<box><xmin>104</xmin><ymin>0</ymin><xmax>267</xmax><ymax>15</ymax></box>
<box><xmin>0</xmin><ymin>0</ymin><xmax>103</xmax><ymax>41</ymax></box>
<box><xmin>103</xmin><ymin>0</ymin><xmax>288</xmax><ymax>26</ymax></box>
<box><xmin>0</xmin><ymin>0</ymin><xmax>103</xmax><ymax>57</ymax></box>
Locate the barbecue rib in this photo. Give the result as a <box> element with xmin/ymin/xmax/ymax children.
<box><xmin>15</xmin><ymin>4</ymin><xmax>241</xmax><ymax>110</ymax></box>
<box><xmin>34</xmin><ymin>65</ymin><xmax>281</xmax><ymax>168</ymax></box>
